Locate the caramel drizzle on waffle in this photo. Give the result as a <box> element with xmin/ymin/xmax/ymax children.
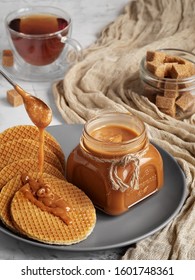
<box><xmin>21</xmin><ymin>175</ymin><xmax>72</xmax><ymax>225</ymax></box>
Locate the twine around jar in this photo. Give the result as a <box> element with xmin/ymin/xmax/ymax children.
<box><xmin>80</xmin><ymin>142</ymin><xmax>149</xmax><ymax>192</ymax></box>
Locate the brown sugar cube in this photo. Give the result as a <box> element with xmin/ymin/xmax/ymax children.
<box><xmin>160</xmin><ymin>106</ymin><xmax>176</xmax><ymax>118</ymax></box>
<box><xmin>164</xmin><ymin>55</ymin><xmax>185</xmax><ymax>64</ymax></box>
<box><xmin>3</xmin><ymin>49</ymin><xmax>13</xmax><ymax>56</ymax></box>
<box><xmin>155</xmin><ymin>95</ymin><xmax>175</xmax><ymax>109</ymax></box>
<box><xmin>164</xmin><ymin>62</ymin><xmax>178</xmax><ymax>77</ymax></box>
<box><xmin>184</xmin><ymin>60</ymin><xmax>195</xmax><ymax>75</ymax></box>
<box><xmin>7</xmin><ymin>89</ymin><xmax>23</xmax><ymax>107</ymax></box>
<box><xmin>164</xmin><ymin>82</ymin><xmax>178</xmax><ymax>91</ymax></box>
<box><xmin>146</xmin><ymin>61</ymin><xmax>166</xmax><ymax>78</ymax></box>
<box><xmin>169</xmin><ymin>56</ymin><xmax>195</xmax><ymax>74</ymax></box>
<box><xmin>2</xmin><ymin>49</ymin><xmax>14</xmax><ymax>67</ymax></box>
<box><xmin>155</xmin><ymin>80</ymin><xmax>166</xmax><ymax>90</ymax></box>
<box><xmin>164</xmin><ymin>82</ymin><xmax>179</xmax><ymax>99</ymax></box>
<box><xmin>164</xmin><ymin>90</ymin><xmax>179</xmax><ymax>99</ymax></box>
<box><xmin>175</xmin><ymin>92</ymin><xmax>194</xmax><ymax>111</ymax></box>
<box><xmin>178</xmin><ymin>82</ymin><xmax>190</xmax><ymax>90</ymax></box>
<box><xmin>146</xmin><ymin>51</ymin><xmax>166</xmax><ymax>62</ymax></box>
<box><xmin>170</xmin><ymin>64</ymin><xmax>191</xmax><ymax>79</ymax></box>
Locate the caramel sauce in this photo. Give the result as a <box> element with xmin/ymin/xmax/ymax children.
<box><xmin>38</xmin><ymin>128</ymin><xmax>45</xmax><ymax>175</ymax></box>
<box><xmin>91</xmin><ymin>125</ymin><xmax>138</xmax><ymax>143</ymax></box>
<box><xmin>21</xmin><ymin>175</ymin><xmax>72</xmax><ymax>225</ymax></box>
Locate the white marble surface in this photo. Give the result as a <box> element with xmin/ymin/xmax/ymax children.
<box><xmin>0</xmin><ymin>0</ymin><xmax>131</xmax><ymax>260</ymax></box>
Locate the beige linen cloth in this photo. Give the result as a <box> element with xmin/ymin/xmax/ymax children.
<box><xmin>53</xmin><ymin>0</ymin><xmax>195</xmax><ymax>259</ymax></box>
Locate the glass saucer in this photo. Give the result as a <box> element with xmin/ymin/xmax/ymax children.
<box><xmin>2</xmin><ymin>52</ymin><xmax>69</xmax><ymax>82</ymax></box>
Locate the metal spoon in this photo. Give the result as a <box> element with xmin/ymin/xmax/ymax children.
<box><xmin>0</xmin><ymin>68</ymin><xmax>52</xmax><ymax>128</ymax></box>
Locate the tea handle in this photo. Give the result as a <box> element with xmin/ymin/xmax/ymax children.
<box><xmin>60</xmin><ymin>36</ymin><xmax>83</xmax><ymax>62</ymax></box>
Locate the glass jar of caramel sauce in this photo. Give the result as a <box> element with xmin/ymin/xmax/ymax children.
<box><xmin>66</xmin><ymin>113</ymin><xmax>164</xmax><ymax>215</ymax></box>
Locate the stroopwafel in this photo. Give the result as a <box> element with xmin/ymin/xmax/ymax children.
<box><xmin>0</xmin><ymin>138</ymin><xmax>64</xmax><ymax>174</ymax></box>
<box><xmin>0</xmin><ymin>159</ymin><xmax>65</xmax><ymax>190</ymax></box>
<box><xmin>0</xmin><ymin>172</ymin><xmax>55</xmax><ymax>231</ymax></box>
<box><xmin>0</xmin><ymin>125</ymin><xmax>65</xmax><ymax>170</ymax></box>
<box><xmin>11</xmin><ymin>178</ymin><xmax>96</xmax><ymax>245</ymax></box>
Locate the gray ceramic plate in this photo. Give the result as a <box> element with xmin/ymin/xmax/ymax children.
<box><xmin>0</xmin><ymin>124</ymin><xmax>187</xmax><ymax>251</ymax></box>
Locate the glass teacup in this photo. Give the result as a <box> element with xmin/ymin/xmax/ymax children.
<box><xmin>4</xmin><ymin>6</ymin><xmax>82</xmax><ymax>81</ymax></box>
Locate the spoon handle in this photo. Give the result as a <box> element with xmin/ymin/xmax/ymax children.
<box><xmin>0</xmin><ymin>68</ymin><xmax>16</xmax><ymax>88</ymax></box>
<box><xmin>0</xmin><ymin>67</ymin><xmax>28</xmax><ymax>99</ymax></box>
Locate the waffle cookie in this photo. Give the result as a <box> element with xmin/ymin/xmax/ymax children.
<box><xmin>0</xmin><ymin>125</ymin><xmax>65</xmax><ymax>170</ymax></box>
<box><xmin>10</xmin><ymin>177</ymin><xmax>96</xmax><ymax>245</ymax></box>
<box><xmin>0</xmin><ymin>159</ymin><xmax>65</xmax><ymax>190</ymax></box>
<box><xmin>0</xmin><ymin>138</ymin><xmax>64</xmax><ymax>174</ymax></box>
<box><xmin>0</xmin><ymin>172</ymin><xmax>54</xmax><ymax>231</ymax></box>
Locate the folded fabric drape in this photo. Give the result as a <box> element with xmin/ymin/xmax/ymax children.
<box><xmin>53</xmin><ymin>0</ymin><xmax>195</xmax><ymax>259</ymax></box>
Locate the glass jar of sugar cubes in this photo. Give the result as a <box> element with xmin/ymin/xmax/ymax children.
<box><xmin>139</xmin><ymin>48</ymin><xmax>195</xmax><ymax>119</ymax></box>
